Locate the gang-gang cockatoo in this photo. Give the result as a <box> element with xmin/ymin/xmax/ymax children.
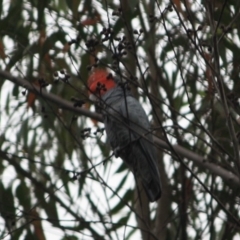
<box><xmin>88</xmin><ymin>69</ymin><xmax>161</xmax><ymax>202</ymax></box>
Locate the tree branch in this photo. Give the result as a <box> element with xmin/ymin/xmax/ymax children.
<box><xmin>1</xmin><ymin>70</ymin><xmax>239</xmax><ymax>187</ymax></box>
<box><xmin>206</xmin><ymin>1</ymin><xmax>240</xmax><ymax>179</ymax></box>
<box><xmin>0</xmin><ymin>70</ymin><xmax>102</xmax><ymax>121</ymax></box>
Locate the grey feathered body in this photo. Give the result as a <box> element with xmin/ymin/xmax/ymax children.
<box><xmin>101</xmin><ymin>86</ymin><xmax>161</xmax><ymax>202</ymax></box>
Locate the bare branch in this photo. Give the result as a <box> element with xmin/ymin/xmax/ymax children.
<box><xmin>1</xmin><ymin>70</ymin><xmax>239</xmax><ymax>188</ymax></box>
<box><xmin>0</xmin><ymin>70</ymin><xmax>102</xmax><ymax>121</ymax></box>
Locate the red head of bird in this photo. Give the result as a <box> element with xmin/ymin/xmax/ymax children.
<box><xmin>88</xmin><ymin>69</ymin><xmax>116</xmax><ymax>101</ymax></box>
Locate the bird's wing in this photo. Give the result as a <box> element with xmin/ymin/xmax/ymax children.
<box><xmin>119</xmin><ymin>95</ymin><xmax>160</xmax><ymax>178</ymax></box>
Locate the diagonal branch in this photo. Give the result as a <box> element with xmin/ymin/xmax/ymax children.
<box><xmin>1</xmin><ymin>70</ymin><xmax>239</xmax><ymax>187</ymax></box>
<box><xmin>0</xmin><ymin>70</ymin><xmax>102</xmax><ymax>121</ymax></box>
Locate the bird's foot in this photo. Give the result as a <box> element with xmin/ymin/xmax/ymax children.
<box><xmin>113</xmin><ymin>146</ymin><xmax>121</xmax><ymax>158</ymax></box>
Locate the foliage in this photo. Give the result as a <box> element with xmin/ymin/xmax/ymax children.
<box><xmin>0</xmin><ymin>0</ymin><xmax>240</xmax><ymax>239</ymax></box>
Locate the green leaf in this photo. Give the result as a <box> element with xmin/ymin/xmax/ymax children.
<box><xmin>40</xmin><ymin>31</ymin><xmax>66</xmax><ymax>60</ymax></box>
<box><xmin>16</xmin><ymin>181</ymin><xmax>31</xmax><ymax>210</ymax></box>
<box><xmin>37</xmin><ymin>0</ymin><xmax>48</xmax><ymax>30</ymax></box>
<box><xmin>110</xmin><ymin>189</ymin><xmax>133</xmax><ymax>215</ymax></box>
<box><xmin>12</xmin><ymin>84</ymin><xmax>19</xmax><ymax>97</ymax></box>
<box><xmin>24</xmin><ymin>229</ymin><xmax>37</xmax><ymax>240</ymax></box>
<box><xmin>115</xmin><ymin>162</ymin><xmax>127</xmax><ymax>174</ymax></box>
<box><xmin>118</xmin><ymin>213</ymin><xmax>130</xmax><ymax>225</ymax></box>
<box><xmin>110</xmin><ymin>172</ymin><xmax>128</xmax><ymax>199</ymax></box>
<box><xmin>86</xmin><ymin>193</ymin><xmax>106</xmax><ymax>223</ymax></box>
<box><xmin>65</xmin><ymin>0</ymin><xmax>81</xmax><ymax>20</ymax></box>
<box><xmin>78</xmin><ymin>53</ymin><xmax>91</xmax><ymax>82</ymax></box>
<box><xmin>128</xmin><ymin>0</ymin><xmax>138</xmax><ymax>11</ymax></box>
<box><xmin>78</xmin><ymin>171</ymin><xmax>86</xmax><ymax>197</ymax></box>
<box><xmin>54</xmin><ymin>58</ymin><xmax>71</xmax><ymax>72</ymax></box>
<box><xmin>43</xmin><ymin>198</ymin><xmax>59</xmax><ymax>223</ymax></box>
<box><xmin>61</xmin><ymin>170</ymin><xmax>71</xmax><ymax>197</ymax></box>
<box><xmin>0</xmin><ymin>183</ymin><xmax>15</xmax><ymax>226</ymax></box>
<box><xmin>55</xmin><ymin>0</ymin><xmax>68</xmax><ymax>13</ymax></box>
<box><xmin>61</xmin><ymin>236</ymin><xmax>78</xmax><ymax>240</ymax></box>
<box><xmin>5</xmin><ymin>49</ymin><xmax>24</xmax><ymax>71</ymax></box>
<box><xmin>125</xmin><ymin>227</ymin><xmax>137</xmax><ymax>240</ymax></box>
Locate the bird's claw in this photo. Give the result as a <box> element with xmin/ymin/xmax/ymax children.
<box><xmin>113</xmin><ymin>146</ymin><xmax>121</xmax><ymax>158</ymax></box>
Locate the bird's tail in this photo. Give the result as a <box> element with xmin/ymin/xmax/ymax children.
<box><xmin>142</xmin><ymin>178</ymin><xmax>161</xmax><ymax>202</ymax></box>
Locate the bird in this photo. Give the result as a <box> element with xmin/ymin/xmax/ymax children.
<box><xmin>88</xmin><ymin>69</ymin><xmax>161</xmax><ymax>202</ymax></box>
